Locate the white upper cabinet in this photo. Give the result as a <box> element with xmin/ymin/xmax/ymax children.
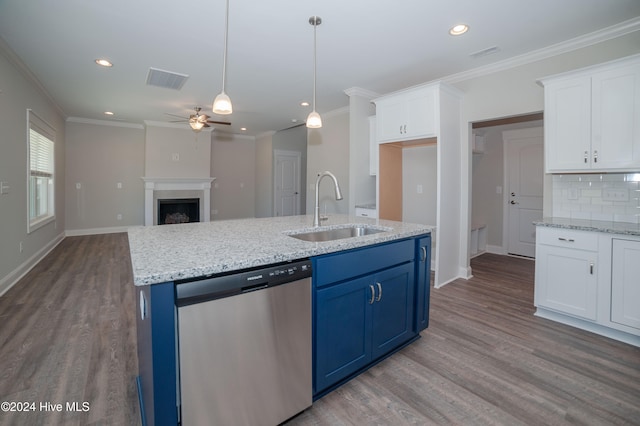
<box><xmin>541</xmin><ymin>55</ymin><xmax>640</xmax><ymax>173</ymax></box>
<box><xmin>374</xmin><ymin>86</ymin><xmax>437</xmax><ymax>143</ymax></box>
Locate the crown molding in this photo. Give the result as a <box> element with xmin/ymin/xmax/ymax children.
<box><xmin>0</xmin><ymin>36</ymin><xmax>67</xmax><ymax>120</ymax></box>
<box><xmin>443</xmin><ymin>16</ymin><xmax>640</xmax><ymax>84</ymax></box>
<box><xmin>344</xmin><ymin>87</ymin><xmax>380</xmax><ymax>99</ymax></box>
<box><xmin>67</xmin><ymin>116</ymin><xmax>145</xmax><ymax>129</ymax></box>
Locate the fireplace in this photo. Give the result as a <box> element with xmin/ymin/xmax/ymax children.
<box><xmin>142</xmin><ymin>177</ymin><xmax>215</xmax><ymax>226</ymax></box>
<box><xmin>158</xmin><ymin>198</ymin><xmax>200</xmax><ymax>225</ymax></box>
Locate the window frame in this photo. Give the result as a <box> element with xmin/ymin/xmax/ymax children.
<box><xmin>27</xmin><ymin>109</ymin><xmax>56</xmax><ymax>233</ymax></box>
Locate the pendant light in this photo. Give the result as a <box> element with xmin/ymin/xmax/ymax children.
<box><xmin>306</xmin><ymin>16</ymin><xmax>322</xmax><ymax>128</ymax></box>
<box><xmin>212</xmin><ymin>0</ymin><xmax>233</xmax><ymax>115</ymax></box>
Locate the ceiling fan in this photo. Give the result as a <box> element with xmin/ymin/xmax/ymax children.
<box><xmin>165</xmin><ymin>107</ymin><xmax>231</xmax><ymax>132</ymax></box>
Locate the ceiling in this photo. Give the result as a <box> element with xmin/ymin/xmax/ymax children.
<box><xmin>1</xmin><ymin>0</ymin><xmax>640</xmax><ymax>137</ymax></box>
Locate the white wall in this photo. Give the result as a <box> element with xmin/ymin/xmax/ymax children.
<box><xmin>0</xmin><ymin>42</ymin><xmax>66</xmax><ymax>295</ymax></box>
<box><xmin>306</xmin><ymin>109</ymin><xmax>350</xmax><ymax>218</ymax></box>
<box><xmin>145</xmin><ymin>125</ymin><xmax>211</xmax><ymax>178</ymax></box>
<box><xmin>65</xmin><ymin>120</ymin><xmax>145</xmax><ymax>231</ymax></box>
<box><xmin>403</xmin><ymin>145</ymin><xmax>437</xmax><ymax>226</ymax></box>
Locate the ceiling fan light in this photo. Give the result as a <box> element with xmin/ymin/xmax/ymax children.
<box><xmin>306</xmin><ymin>110</ymin><xmax>322</xmax><ymax>128</ymax></box>
<box><xmin>189</xmin><ymin>119</ymin><xmax>205</xmax><ymax>131</ymax></box>
<box><xmin>213</xmin><ymin>91</ymin><xmax>233</xmax><ymax>115</ymax></box>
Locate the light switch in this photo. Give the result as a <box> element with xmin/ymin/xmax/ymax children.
<box><xmin>0</xmin><ymin>181</ymin><xmax>9</xmax><ymax>194</ymax></box>
<box><xmin>416</xmin><ymin>184</ymin><xmax>423</xmax><ymax>194</ymax></box>
<box><xmin>76</xmin><ymin>182</ymin><xmax>82</xmax><ymax>190</ymax></box>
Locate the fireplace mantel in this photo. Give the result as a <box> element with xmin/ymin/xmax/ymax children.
<box><xmin>142</xmin><ymin>177</ymin><xmax>215</xmax><ymax>226</ymax></box>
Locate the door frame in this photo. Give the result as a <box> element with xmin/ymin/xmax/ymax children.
<box><xmin>273</xmin><ymin>149</ymin><xmax>302</xmax><ymax>217</ymax></box>
<box><xmin>501</xmin><ymin>126</ymin><xmax>543</xmax><ymax>257</ymax></box>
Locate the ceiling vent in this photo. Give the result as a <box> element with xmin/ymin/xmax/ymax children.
<box><xmin>146</xmin><ymin>67</ymin><xmax>189</xmax><ymax>90</ymax></box>
<box><xmin>469</xmin><ymin>46</ymin><xmax>501</xmax><ymax>59</ymax></box>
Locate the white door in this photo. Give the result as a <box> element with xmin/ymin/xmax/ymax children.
<box><xmin>274</xmin><ymin>150</ymin><xmax>301</xmax><ymax>217</ymax></box>
<box><xmin>504</xmin><ymin>127</ymin><xmax>543</xmax><ymax>257</ymax></box>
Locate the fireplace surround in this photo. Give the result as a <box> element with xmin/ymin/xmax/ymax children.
<box><xmin>142</xmin><ymin>177</ymin><xmax>215</xmax><ymax>226</ymax></box>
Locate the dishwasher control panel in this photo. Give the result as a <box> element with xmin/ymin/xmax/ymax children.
<box><xmin>175</xmin><ymin>258</ymin><xmax>312</xmax><ymax>306</ymax></box>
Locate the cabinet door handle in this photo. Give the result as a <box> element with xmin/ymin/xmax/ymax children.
<box><xmin>584</xmin><ymin>151</ymin><xmax>588</xmax><ymax>163</ymax></box>
<box><xmin>369</xmin><ymin>285</ymin><xmax>375</xmax><ymax>304</ymax></box>
<box><xmin>403</xmin><ymin>124</ymin><xmax>407</xmax><ymax>134</ymax></box>
<box><xmin>558</xmin><ymin>237</ymin><xmax>575</xmax><ymax>242</ymax></box>
<box><xmin>420</xmin><ymin>246</ymin><xmax>427</xmax><ymax>262</ymax></box>
<box><xmin>375</xmin><ymin>282</ymin><xmax>382</xmax><ymax>302</ymax></box>
<box><xmin>399</xmin><ymin>125</ymin><xmax>403</xmax><ymax>134</ymax></box>
<box><xmin>590</xmin><ymin>262</ymin><xmax>594</xmax><ymax>275</ymax></box>
<box><xmin>593</xmin><ymin>150</ymin><xmax>598</xmax><ymax>163</ymax></box>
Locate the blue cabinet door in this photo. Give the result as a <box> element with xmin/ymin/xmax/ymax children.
<box><xmin>371</xmin><ymin>262</ymin><xmax>415</xmax><ymax>359</ymax></box>
<box><xmin>415</xmin><ymin>235</ymin><xmax>431</xmax><ymax>331</ymax></box>
<box><xmin>314</xmin><ymin>275</ymin><xmax>372</xmax><ymax>394</ymax></box>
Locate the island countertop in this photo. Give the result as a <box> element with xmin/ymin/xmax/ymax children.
<box><xmin>127</xmin><ymin>214</ymin><xmax>434</xmax><ymax>286</ymax></box>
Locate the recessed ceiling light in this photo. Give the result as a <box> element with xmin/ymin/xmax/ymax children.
<box><xmin>240</xmin><ymin>127</ymin><xmax>247</xmax><ymax>131</ymax></box>
<box><xmin>95</xmin><ymin>58</ymin><xmax>113</xmax><ymax>67</ymax></box>
<box><xmin>104</xmin><ymin>111</ymin><xmax>114</xmax><ymax>116</ymax></box>
<box><xmin>300</xmin><ymin>101</ymin><xmax>310</xmax><ymax>107</ymax></box>
<box><xmin>449</xmin><ymin>24</ymin><xmax>469</xmax><ymax>36</ymax></box>
<box><xmin>291</xmin><ymin>119</ymin><xmax>298</xmax><ymax>123</ymax></box>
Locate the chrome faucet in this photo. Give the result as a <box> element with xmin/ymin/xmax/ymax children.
<box><xmin>313</xmin><ymin>171</ymin><xmax>343</xmax><ymax>227</ymax></box>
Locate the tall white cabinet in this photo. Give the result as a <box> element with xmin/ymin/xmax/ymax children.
<box><xmin>540</xmin><ymin>54</ymin><xmax>640</xmax><ymax>173</ymax></box>
<box><xmin>373</xmin><ymin>82</ymin><xmax>463</xmax><ymax>288</ymax></box>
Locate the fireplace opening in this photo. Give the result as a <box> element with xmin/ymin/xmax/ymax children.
<box><xmin>158</xmin><ymin>198</ymin><xmax>200</xmax><ymax>225</ymax></box>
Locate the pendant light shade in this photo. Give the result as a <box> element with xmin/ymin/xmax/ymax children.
<box><xmin>306</xmin><ymin>16</ymin><xmax>322</xmax><ymax>129</ymax></box>
<box><xmin>213</xmin><ymin>0</ymin><xmax>232</xmax><ymax>115</ymax></box>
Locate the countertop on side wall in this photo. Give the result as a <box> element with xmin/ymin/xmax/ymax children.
<box><xmin>128</xmin><ymin>214</ymin><xmax>434</xmax><ymax>286</ymax></box>
<box><xmin>534</xmin><ymin>217</ymin><xmax>640</xmax><ymax>236</ymax></box>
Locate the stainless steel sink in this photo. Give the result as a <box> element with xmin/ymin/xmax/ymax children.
<box><xmin>287</xmin><ymin>225</ymin><xmax>389</xmax><ymax>242</ymax></box>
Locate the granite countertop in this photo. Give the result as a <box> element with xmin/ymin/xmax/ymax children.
<box><xmin>534</xmin><ymin>217</ymin><xmax>640</xmax><ymax>237</ymax></box>
<box><xmin>128</xmin><ymin>214</ymin><xmax>434</xmax><ymax>286</ymax></box>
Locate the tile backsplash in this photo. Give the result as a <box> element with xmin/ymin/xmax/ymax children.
<box><xmin>552</xmin><ymin>173</ymin><xmax>640</xmax><ymax>224</ymax></box>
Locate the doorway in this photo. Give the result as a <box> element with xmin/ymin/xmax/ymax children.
<box><xmin>274</xmin><ymin>150</ymin><xmax>302</xmax><ymax>216</ymax></box>
<box><xmin>471</xmin><ymin>113</ymin><xmax>543</xmax><ymax>258</ymax></box>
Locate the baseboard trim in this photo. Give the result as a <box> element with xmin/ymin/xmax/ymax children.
<box><xmin>0</xmin><ymin>232</ymin><xmax>65</xmax><ymax>297</ymax></box>
<box><xmin>65</xmin><ymin>226</ymin><xmax>130</xmax><ymax>236</ymax></box>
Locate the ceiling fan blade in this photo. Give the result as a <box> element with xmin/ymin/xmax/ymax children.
<box><xmin>206</xmin><ymin>120</ymin><xmax>231</xmax><ymax>125</ymax></box>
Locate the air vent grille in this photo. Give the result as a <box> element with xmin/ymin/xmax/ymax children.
<box><xmin>469</xmin><ymin>46</ymin><xmax>501</xmax><ymax>59</ymax></box>
<box><xmin>146</xmin><ymin>67</ymin><xmax>189</xmax><ymax>90</ymax></box>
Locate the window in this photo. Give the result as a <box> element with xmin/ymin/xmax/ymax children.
<box><xmin>27</xmin><ymin>109</ymin><xmax>55</xmax><ymax>232</ymax></box>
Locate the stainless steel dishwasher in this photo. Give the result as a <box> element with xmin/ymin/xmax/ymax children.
<box><xmin>175</xmin><ymin>259</ymin><xmax>312</xmax><ymax>426</ymax></box>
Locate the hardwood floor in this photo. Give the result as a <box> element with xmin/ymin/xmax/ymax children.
<box><xmin>1</xmin><ymin>234</ymin><xmax>638</xmax><ymax>425</ymax></box>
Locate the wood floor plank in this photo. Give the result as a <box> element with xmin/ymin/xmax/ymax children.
<box><xmin>1</xmin><ymin>237</ymin><xmax>638</xmax><ymax>426</ymax></box>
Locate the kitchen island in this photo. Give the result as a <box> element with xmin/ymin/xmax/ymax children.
<box><xmin>128</xmin><ymin>214</ymin><xmax>433</xmax><ymax>426</ymax></box>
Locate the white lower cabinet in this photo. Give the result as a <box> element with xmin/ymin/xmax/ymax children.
<box><xmin>534</xmin><ymin>226</ymin><xmax>640</xmax><ymax>346</ymax></box>
<box><xmin>611</xmin><ymin>238</ymin><xmax>640</xmax><ymax>330</ymax></box>
<box><xmin>535</xmin><ymin>228</ymin><xmax>598</xmax><ymax>320</ymax></box>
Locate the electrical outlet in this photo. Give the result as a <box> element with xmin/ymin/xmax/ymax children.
<box><xmin>76</xmin><ymin>182</ymin><xmax>81</xmax><ymax>190</ymax></box>
<box><xmin>117</xmin><ymin>182</ymin><xmax>122</xmax><ymax>189</ymax></box>
<box><xmin>171</xmin><ymin>153</ymin><xmax>180</xmax><ymax>162</ymax></box>
<box><xmin>602</xmin><ymin>188</ymin><xmax>629</xmax><ymax>202</ymax></box>
<box><xmin>416</xmin><ymin>184</ymin><xmax>423</xmax><ymax>194</ymax></box>
<box><xmin>117</xmin><ymin>214</ymin><xmax>123</xmax><ymax>220</ymax></box>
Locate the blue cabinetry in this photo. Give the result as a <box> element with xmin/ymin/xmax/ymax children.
<box><xmin>312</xmin><ymin>238</ymin><xmax>423</xmax><ymax>396</ymax></box>
<box><xmin>415</xmin><ymin>235</ymin><xmax>432</xmax><ymax>331</ymax></box>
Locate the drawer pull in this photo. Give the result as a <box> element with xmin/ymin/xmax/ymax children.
<box><xmin>590</xmin><ymin>262</ymin><xmax>594</xmax><ymax>275</ymax></box>
<box><xmin>376</xmin><ymin>282</ymin><xmax>382</xmax><ymax>302</ymax></box>
<box><xmin>558</xmin><ymin>237</ymin><xmax>575</xmax><ymax>242</ymax></box>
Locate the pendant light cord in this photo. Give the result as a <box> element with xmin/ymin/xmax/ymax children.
<box><xmin>312</xmin><ymin>18</ymin><xmax>317</xmax><ymax>112</ymax></box>
<box><xmin>221</xmin><ymin>0</ymin><xmax>229</xmax><ymax>93</ymax></box>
